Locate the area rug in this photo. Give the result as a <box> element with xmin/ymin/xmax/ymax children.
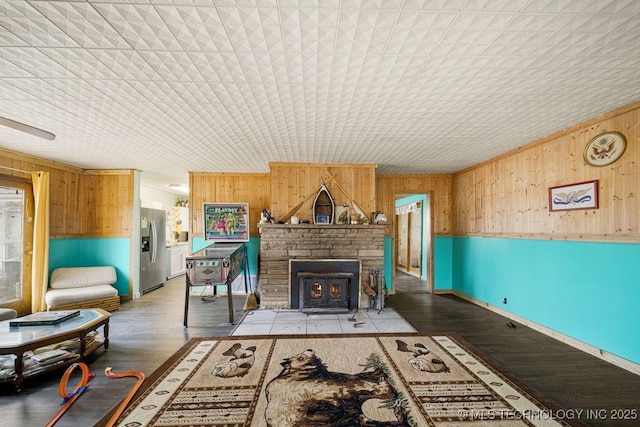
<box><xmin>103</xmin><ymin>333</ymin><xmax>586</xmax><ymax>427</ymax></box>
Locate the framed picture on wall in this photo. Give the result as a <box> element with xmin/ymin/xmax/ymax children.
<box><xmin>548</xmin><ymin>180</ymin><xmax>599</xmax><ymax>212</ymax></box>
<box><xmin>584</xmin><ymin>131</ymin><xmax>626</xmax><ymax>167</ymax></box>
<box><xmin>203</xmin><ymin>203</ymin><xmax>250</xmax><ymax>242</ymax></box>
<box><xmin>315</xmin><ymin>214</ymin><xmax>331</xmax><ymax>224</ymax></box>
<box><xmin>335</xmin><ymin>205</ymin><xmax>350</xmax><ymax>224</ymax></box>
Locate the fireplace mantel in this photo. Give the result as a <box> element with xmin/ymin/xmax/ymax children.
<box><xmin>258</xmin><ymin>223</ymin><xmax>387</xmax><ymax>309</ymax></box>
<box><xmin>258</xmin><ymin>223</ymin><xmax>387</xmax><ymax>230</ymax></box>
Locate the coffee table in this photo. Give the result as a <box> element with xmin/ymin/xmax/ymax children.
<box><xmin>0</xmin><ymin>308</ymin><xmax>110</xmax><ymax>390</ymax></box>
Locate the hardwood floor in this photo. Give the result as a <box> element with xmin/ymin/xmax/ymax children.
<box><xmin>1</xmin><ymin>272</ymin><xmax>639</xmax><ymax>426</ymax></box>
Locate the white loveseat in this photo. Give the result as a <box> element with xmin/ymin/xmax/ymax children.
<box><xmin>45</xmin><ymin>266</ymin><xmax>120</xmax><ymax>312</ymax></box>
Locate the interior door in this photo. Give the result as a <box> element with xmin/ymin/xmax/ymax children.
<box><xmin>395</xmin><ymin>200</ymin><xmax>423</xmax><ymax>277</ymax></box>
<box><xmin>408</xmin><ymin>206</ymin><xmax>422</xmax><ymax>275</ymax></box>
<box><xmin>396</xmin><ymin>212</ymin><xmax>409</xmax><ymax>270</ymax></box>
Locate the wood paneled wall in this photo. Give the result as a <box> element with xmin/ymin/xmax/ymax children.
<box><xmin>453</xmin><ymin>101</ymin><xmax>640</xmax><ymax>241</ymax></box>
<box><xmin>189</xmin><ymin>165</ymin><xmax>453</xmax><ymax>238</ymax></box>
<box><xmin>82</xmin><ymin>170</ymin><xmax>135</xmax><ymax>237</ymax></box>
<box><xmin>268</xmin><ymin>162</ymin><xmax>377</xmax><ymax>224</ymax></box>
<box><xmin>189</xmin><ymin>172</ymin><xmax>271</xmax><ymax>237</ymax></box>
<box><xmin>188</xmin><ymin>164</ymin><xmax>378</xmax><ymax>237</ymax></box>
<box><xmin>0</xmin><ymin>147</ymin><xmax>84</xmax><ymax>237</ymax></box>
<box><xmin>0</xmin><ymin>147</ymin><xmax>136</xmax><ymax>238</ymax></box>
<box><xmin>375</xmin><ymin>174</ymin><xmax>454</xmax><ymax>236</ymax></box>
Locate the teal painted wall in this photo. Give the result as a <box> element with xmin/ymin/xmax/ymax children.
<box><xmin>449</xmin><ymin>236</ymin><xmax>640</xmax><ymax>365</ymax></box>
<box><xmin>433</xmin><ymin>236</ymin><xmax>453</xmax><ymax>291</ymax></box>
<box><xmin>49</xmin><ymin>238</ymin><xmax>131</xmax><ymax>297</ymax></box>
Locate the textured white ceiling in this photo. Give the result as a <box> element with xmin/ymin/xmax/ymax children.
<box><xmin>1</xmin><ymin>0</ymin><xmax>640</xmax><ymax>192</ymax></box>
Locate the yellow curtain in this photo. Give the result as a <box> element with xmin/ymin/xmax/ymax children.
<box><xmin>31</xmin><ymin>171</ymin><xmax>50</xmax><ymax>313</ymax></box>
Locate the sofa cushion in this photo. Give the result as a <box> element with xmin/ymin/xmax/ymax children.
<box><xmin>45</xmin><ymin>284</ymin><xmax>118</xmax><ymax>307</ymax></box>
<box><xmin>50</xmin><ymin>266</ymin><xmax>117</xmax><ymax>289</ymax></box>
<box><xmin>0</xmin><ymin>308</ymin><xmax>17</xmax><ymax>322</ymax></box>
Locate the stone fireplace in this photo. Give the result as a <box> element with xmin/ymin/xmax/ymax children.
<box><xmin>257</xmin><ymin>224</ymin><xmax>386</xmax><ymax>309</ymax></box>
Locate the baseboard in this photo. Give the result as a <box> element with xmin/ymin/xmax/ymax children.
<box><xmin>437</xmin><ymin>290</ymin><xmax>640</xmax><ymax>376</ymax></box>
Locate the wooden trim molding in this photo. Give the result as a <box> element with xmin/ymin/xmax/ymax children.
<box><xmin>453</xmin><ymin>233</ymin><xmax>640</xmax><ymax>245</ymax></box>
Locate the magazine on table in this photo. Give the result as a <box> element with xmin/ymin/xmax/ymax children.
<box><xmin>9</xmin><ymin>310</ymin><xmax>80</xmax><ymax>327</ymax></box>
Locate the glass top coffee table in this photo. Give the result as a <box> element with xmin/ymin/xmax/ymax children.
<box><xmin>0</xmin><ymin>308</ymin><xmax>110</xmax><ymax>390</ymax></box>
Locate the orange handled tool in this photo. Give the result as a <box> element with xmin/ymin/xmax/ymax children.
<box><xmin>103</xmin><ymin>367</ymin><xmax>146</xmax><ymax>427</ymax></box>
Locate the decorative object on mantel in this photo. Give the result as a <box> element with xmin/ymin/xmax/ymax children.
<box><xmin>549</xmin><ymin>180</ymin><xmax>599</xmax><ymax>212</ymax></box>
<box><xmin>373</xmin><ymin>211</ymin><xmax>388</xmax><ymax>224</ymax></box>
<box><xmin>584</xmin><ymin>131</ymin><xmax>626</xmax><ymax>167</ymax></box>
<box><xmin>313</xmin><ymin>183</ymin><xmax>335</xmax><ymax>224</ymax></box>
<box><xmin>336</xmin><ymin>204</ymin><xmax>350</xmax><ymax>224</ymax></box>
<box><xmin>350</xmin><ymin>212</ymin><xmax>361</xmax><ymax>224</ymax></box>
<box><xmin>259</xmin><ymin>209</ymin><xmax>274</xmax><ymax>224</ymax></box>
<box><xmin>277</xmin><ymin>176</ymin><xmax>336</xmax><ymax>223</ymax></box>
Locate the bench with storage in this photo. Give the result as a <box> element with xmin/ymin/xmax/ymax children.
<box><xmin>45</xmin><ymin>266</ymin><xmax>120</xmax><ymax>312</ymax></box>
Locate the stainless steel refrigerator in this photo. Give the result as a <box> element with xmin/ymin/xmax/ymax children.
<box><xmin>140</xmin><ymin>207</ymin><xmax>167</xmax><ymax>294</ymax></box>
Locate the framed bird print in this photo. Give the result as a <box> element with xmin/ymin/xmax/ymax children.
<box><xmin>584</xmin><ymin>131</ymin><xmax>626</xmax><ymax>167</ymax></box>
<box><xmin>549</xmin><ymin>180</ymin><xmax>599</xmax><ymax>212</ymax></box>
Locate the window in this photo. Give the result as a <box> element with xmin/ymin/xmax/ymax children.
<box><xmin>0</xmin><ymin>180</ymin><xmax>32</xmax><ymax>314</ymax></box>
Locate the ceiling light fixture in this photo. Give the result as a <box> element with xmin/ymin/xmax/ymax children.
<box><xmin>0</xmin><ymin>116</ymin><xmax>56</xmax><ymax>140</ymax></box>
<box><xmin>168</xmin><ymin>184</ymin><xmax>189</xmax><ymax>193</ymax></box>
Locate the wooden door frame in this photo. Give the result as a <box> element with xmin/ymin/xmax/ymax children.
<box><xmin>0</xmin><ymin>175</ymin><xmax>34</xmax><ymax>315</ymax></box>
<box><xmin>392</xmin><ymin>193</ymin><xmax>433</xmax><ymax>293</ymax></box>
<box><xmin>395</xmin><ymin>210</ymin><xmax>410</xmax><ymax>271</ymax></box>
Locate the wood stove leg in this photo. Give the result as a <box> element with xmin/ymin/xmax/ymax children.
<box><xmin>183</xmin><ymin>274</ymin><xmax>190</xmax><ymax>327</ymax></box>
<box><xmin>226</xmin><ymin>283</ymin><xmax>234</xmax><ymax>324</ymax></box>
<box><xmin>243</xmin><ymin>258</ymin><xmax>250</xmax><ymax>293</ymax></box>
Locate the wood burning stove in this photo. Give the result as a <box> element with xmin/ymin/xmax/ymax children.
<box><xmin>298</xmin><ymin>272</ymin><xmax>353</xmax><ymax>312</ymax></box>
<box><xmin>289</xmin><ymin>259</ymin><xmax>361</xmax><ymax>311</ymax></box>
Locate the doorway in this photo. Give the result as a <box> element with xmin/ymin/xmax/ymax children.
<box><xmin>396</xmin><ymin>201</ymin><xmax>422</xmax><ymax>276</ymax></box>
<box><xmin>0</xmin><ymin>179</ymin><xmax>33</xmax><ymax>315</ymax></box>
<box><xmin>394</xmin><ymin>194</ymin><xmax>430</xmax><ymax>293</ymax></box>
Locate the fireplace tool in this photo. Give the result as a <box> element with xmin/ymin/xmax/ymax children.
<box><xmin>367</xmin><ymin>266</ymin><xmax>385</xmax><ymax>314</ymax></box>
<box><xmin>348</xmin><ymin>311</ymin><xmax>366</xmax><ymax>327</ymax></box>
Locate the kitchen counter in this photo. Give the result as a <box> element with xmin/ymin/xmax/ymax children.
<box><xmin>166</xmin><ymin>241</ymin><xmax>189</xmax><ymax>247</ymax></box>
<box><xmin>168</xmin><ymin>243</ymin><xmax>189</xmax><ymax>278</ymax></box>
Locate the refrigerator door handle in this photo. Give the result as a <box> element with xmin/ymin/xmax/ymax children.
<box><xmin>150</xmin><ymin>220</ymin><xmax>157</xmax><ymax>263</ymax></box>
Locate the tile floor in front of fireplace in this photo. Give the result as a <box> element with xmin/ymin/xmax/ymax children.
<box><xmin>231</xmin><ymin>307</ymin><xmax>416</xmax><ymax>336</ymax></box>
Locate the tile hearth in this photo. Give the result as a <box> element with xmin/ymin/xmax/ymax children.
<box><xmin>231</xmin><ymin>307</ymin><xmax>416</xmax><ymax>336</ymax></box>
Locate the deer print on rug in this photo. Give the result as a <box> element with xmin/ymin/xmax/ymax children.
<box><xmin>264</xmin><ymin>348</ymin><xmax>412</xmax><ymax>427</ymax></box>
<box><xmin>396</xmin><ymin>339</ymin><xmax>450</xmax><ymax>373</ymax></box>
<box><xmin>211</xmin><ymin>343</ymin><xmax>256</xmax><ymax>378</ymax></box>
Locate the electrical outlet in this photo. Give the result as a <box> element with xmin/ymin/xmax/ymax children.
<box><xmin>503</xmin><ymin>297</ymin><xmax>507</xmax><ymax>304</ymax></box>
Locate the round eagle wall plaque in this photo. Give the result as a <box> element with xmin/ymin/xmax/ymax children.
<box><xmin>584</xmin><ymin>131</ymin><xmax>626</xmax><ymax>167</ymax></box>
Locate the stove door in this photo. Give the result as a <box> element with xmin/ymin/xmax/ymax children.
<box><xmin>300</xmin><ymin>277</ymin><xmax>350</xmax><ymax>309</ymax></box>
